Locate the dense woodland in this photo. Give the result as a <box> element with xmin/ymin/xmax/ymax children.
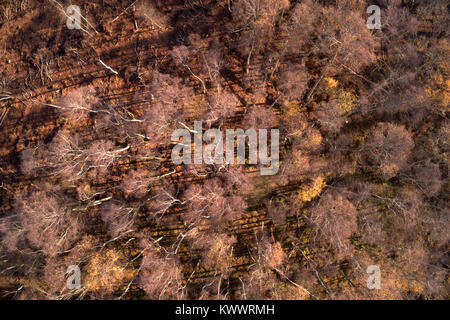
<box><xmin>0</xmin><ymin>0</ymin><xmax>448</xmax><ymax>299</ymax></box>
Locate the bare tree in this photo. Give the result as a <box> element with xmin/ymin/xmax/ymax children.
<box><xmin>277</xmin><ymin>63</ymin><xmax>310</xmax><ymax>101</ymax></box>
<box><xmin>204</xmin><ymin>89</ymin><xmax>239</xmax><ymax>125</ymax></box>
<box><xmin>243</xmin><ymin>107</ymin><xmax>278</xmax><ymax>129</ymax></box>
<box><xmin>202</xmin><ymin>42</ymin><xmax>226</xmax><ymax>87</ymax></box>
<box><xmin>135</xmin><ymin>0</ymin><xmax>168</xmax><ymax>30</ymax></box>
<box><xmin>410</xmin><ymin>160</ymin><xmax>443</xmax><ymax>197</ymax></box>
<box><xmin>358</xmin><ymin>210</ymin><xmax>385</xmax><ymax>247</ymax></box>
<box><xmin>14</xmin><ymin>189</ymin><xmax>83</xmax><ymax>257</ymax></box>
<box><xmin>316</xmin><ymin>4</ymin><xmax>379</xmax><ymax>75</ymax></box>
<box><xmin>42</xmin><ymin>236</ymin><xmax>97</xmax><ymax>299</ymax></box>
<box><xmin>100</xmin><ymin>201</ymin><xmax>136</xmax><ymax>239</ymax></box>
<box><xmin>231</xmin><ymin>0</ymin><xmax>290</xmax><ymax>71</ymax></box>
<box><xmin>191</xmin><ymin>232</ymin><xmax>237</xmax><ymax>276</ymax></box>
<box><xmin>144</xmin><ymin>71</ymin><xmax>193</xmax><ymax>144</ymax></box>
<box><xmin>265</xmin><ymin>194</ymin><xmax>298</xmax><ymax>225</ymax></box>
<box><xmin>280</xmin><ymin>0</ymin><xmax>318</xmax><ymax>55</ymax></box>
<box><xmin>54</xmin><ymin>86</ymin><xmax>99</xmax><ymax>120</ymax></box>
<box><xmin>120</xmin><ymin>169</ymin><xmax>152</xmax><ymax>199</ymax></box>
<box><xmin>86</xmin><ymin>140</ymin><xmax>129</xmax><ymax>177</ymax></box>
<box><xmin>223</xmin><ymin>165</ymin><xmax>254</xmax><ymax>196</ymax></box>
<box><xmin>138</xmin><ymin>241</ymin><xmax>185</xmax><ymax>299</ymax></box>
<box><xmin>238</xmin><ymin>264</ymin><xmax>278</xmax><ymax>299</ymax></box>
<box><xmin>183</xmin><ymin>178</ymin><xmax>247</xmax><ymax>225</ymax></box>
<box><xmin>148</xmin><ymin>183</ymin><xmax>181</xmax><ymax>222</ymax></box>
<box><xmin>238</xmin><ymin>234</ymin><xmax>286</xmax><ymax>299</ymax></box>
<box><xmin>363</xmin><ymin>123</ymin><xmax>414</xmax><ymax>180</ymax></box>
<box><xmin>382</xmin><ymin>2</ymin><xmax>419</xmax><ymax>41</ymax></box>
<box><xmin>171</xmin><ymin>45</ymin><xmax>206</xmax><ymax>93</ymax></box>
<box><xmin>314</xmin><ymin>100</ymin><xmax>345</xmax><ymax>135</ymax></box>
<box><xmin>278</xmin><ymin>149</ymin><xmax>314</xmax><ymax>185</ymax></box>
<box><xmin>308</xmin><ymin>190</ymin><xmax>358</xmax><ymax>258</ymax></box>
<box><xmin>21</xmin><ymin>130</ymin><xmax>128</xmax><ymax>182</ymax></box>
